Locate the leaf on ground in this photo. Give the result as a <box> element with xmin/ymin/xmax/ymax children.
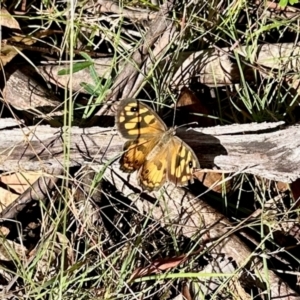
<box><xmin>0</xmin><ymin>236</ymin><xmax>28</xmax><ymax>261</ymax></box>
<box><xmin>176</xmin><ymin>86</ymin><xmax>215</xmax><ymax>127</ymax></box>
<box><xmin>0</xmin><ymin>8</ymin><xmax>20</xmax><ymax>29</ymax></box>
<box><xmin>0</xmin><ymin>172</ymin><xmax>41</xmax><ymax>212</ymax></box>
<box><xmin>1</xmin><ymin>35</ymin><xmax>36</xmax><ymax>66</ymax></box>
<box><xmin>130</xmin><ymin>254</ymin><xmax>188</xmax><ymax>281</ymax></box>
<box><xmin>28</xmin><ymin>232</ymin><xmax>74</xmax><ymax>282</ymax></box>
<box><xmin>195</xmin><ymin>171</ymin><xmax>232</xmax><ymax>194</ymax></box>
<box><xmin>290</xmin><ymin>178</ymin><xmax>300</xmax><ymax>203</ymax></box>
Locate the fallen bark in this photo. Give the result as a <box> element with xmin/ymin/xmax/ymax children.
<box><xmin>0</xmin><ymin>120</ymin><xmax>298</xmax><ymax>183</ymax></box>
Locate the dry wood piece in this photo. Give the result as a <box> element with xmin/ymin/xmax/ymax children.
<box><xmin>0</xmin><ymin>119</ymin><xmax>298</xmax><ymax>297</ymax></box>
<box><xmin>0</xmin><ymin>120</ymin><xmax>298</xmax><ymax>183</ymax></box>
<box><xmin>0</xmin><ymin>118</ymin><xmax>23</xmax><ymax>129</ymax></box>
<box><xmin>171</xmin><ymin>43</ymin><xmax>300</xmax><ymax>89</ymax></box>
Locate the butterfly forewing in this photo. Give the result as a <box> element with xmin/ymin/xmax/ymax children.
<box><xmin>167</xmin><ymin>137</ymin><xmax>200</xmax><ymax>187</ymax></box>
<box><xmin>116</xmin><ymin>98</ymin><xmax>167</xmax><ymax>140</ymax></box>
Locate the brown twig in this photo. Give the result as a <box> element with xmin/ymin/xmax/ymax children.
<box><xmin>88</xmin><ymin>0</ymin><xmax>176</xmax><ymax>125</ymax></box>
<box><xmin>95</xmin><ymin>0</ymin><xmax>158</xmax><ymax>20</ymax></box>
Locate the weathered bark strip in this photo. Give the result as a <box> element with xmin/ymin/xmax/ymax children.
<box><xmin>171</xmin><ymin>43</ymin><xmax>300</xmax><ymax>89</ymax></box>
<box><xmin>0</xmin><ymin>120</ymin><xmax>298</xmax><ymax>183</ymax></box>
<box><xmin>129</xmin><ymin>22</ymin><xmax>177</xmax><ymax>97</ymax></box>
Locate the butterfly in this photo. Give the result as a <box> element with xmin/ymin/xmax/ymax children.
<box><xmin>115</xmin><ymin>98</ymin><xmax>200</xmax><ymax>191</ymax></box>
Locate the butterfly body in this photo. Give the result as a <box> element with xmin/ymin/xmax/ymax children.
<box><xmin>116</xmin><ymin>98</ymin><xmax>200</xmax><ymax>191</ymax></box>
<box><xmin>146</xmin><ymin>128</ymin><xmax>175</xmax><ymax>159</ymax></box>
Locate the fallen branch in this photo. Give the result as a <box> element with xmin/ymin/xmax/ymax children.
<box><xmin>104</xmin><ymin>165</ymin><xmax>300</xmax><ymax>299</ymax></box>
<box><xmin>0</xmin><ymin>120</ymin><xmax>298</xmax><ymax>183</ymax></box>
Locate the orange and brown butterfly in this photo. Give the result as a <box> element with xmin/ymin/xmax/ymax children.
<box><xmin>115</xmin><ymin>98</ymin><xmax>200</xmax><ymax>191</ymax></box>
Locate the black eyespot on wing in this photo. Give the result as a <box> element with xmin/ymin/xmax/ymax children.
<box><xmin>145</xmin><ymin>169</ymin><xmax>149</xmax><ymax>174</ymax></box>
<box><xmin>131</xmin><ymin>106</ymin><xmax>138</xmax><ymax>112</ymax></box>
<box><xmin>189</xmin><ymin>161</ymin><xmax>193</xmax><ymax>168</ymax></box>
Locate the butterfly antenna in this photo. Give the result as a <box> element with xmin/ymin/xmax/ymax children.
<box><xmin>176</xmin><ymin>121</ymin><xmax>198</xmax><ymax>129</ymax></box>
<box><xmin>172</xmin><ymin>100</ymin><xmax>177</xmax><ymax>128</ymax></box>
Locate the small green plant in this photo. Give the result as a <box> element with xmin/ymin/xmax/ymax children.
<box><xmin>279</xmin><ymin>0</ymin><xmax>299</xmax><ymax>7</ymax></box>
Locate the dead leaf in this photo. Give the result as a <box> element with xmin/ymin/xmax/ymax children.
<box><xmin>0</xmin><ymin>172</ymin><xmax>42</xmax><ymax>212</ymax></box>
<box><xmin>130</xmin><ymin>254</ymin><xmax>188</xmax><ymax>281</ymax></box>
<box><xmin>195</xmin><ymin>171</ymin><xmax>232</xmax><ymax>193</ymax></box>
<box><xmin>29</xmin><ymin>232</ymin><xmax>74</xmax><ymax>282</ymax></box>
<box><xmin>0</xmin><ymin>237</ymin><xmax>28</xmax><ymax>261</ymax></box>
<box><xmin>290</xmin><ymin>178</ymin><xmax>300</xmax><ymax>206</ymax></box>
<box><xmin>130</xmin><ymin>247</ymin><xmax>205</xmax><ymax>281</ymax></box>
<box><xmin>181</xmin><ymin>281</ymin><xmax>192</xmax><ymax>300</ymax></box>
<box><xmin>176</xmin><ymin>86</ymin><xmax>215</xmax><ymax>127</ymax></box>
<box><xmin>0</xmin><ymin>226</ymin><xmax>10</xmax><ymax>236</ymax></box>
<box><xmin>0</xmin><ymin>35</ymin><xmax>36</xmax><ymax>66</ymax></box>
<box><xmin>0</xmin><ymin>8</ymin><xmax>20</xmax><ymax>29</ymax></box>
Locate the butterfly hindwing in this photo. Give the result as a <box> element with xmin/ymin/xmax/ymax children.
<box><xmin>137</xmin><ymin>136</ymin><xmax>199</xmax><ymax>191</ymax></box>
<box><xmin>137</xmin><ymin>143</ymin><xmax>169</xmax><ymax>190</ymax></box>
<box><xmin>120</xmin><ymin>137</ymin><xmax>161</xmax><ymax>173</ymax></box>
<box><xmin>167</xmin><ymin>136</ymin><xmax>200</xmax><ymax>187</ymax></box>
